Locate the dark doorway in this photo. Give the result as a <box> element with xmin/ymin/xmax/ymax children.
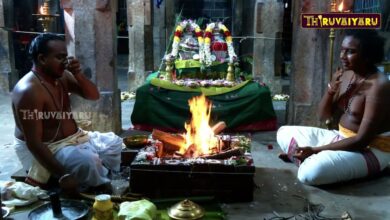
<box><xmin>117</xmin><ymin>0</ymin><xmax>129</xmax><ymax>54</ymax></box>
<box><xmin>176</xmin><ymin>0</ymin><xmax>232</xmax><ymax>28</ymax></box>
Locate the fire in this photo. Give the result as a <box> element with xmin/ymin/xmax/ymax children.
<box><xmin>338</xmin><ymin>1</ymin><xmax>344</xmax><ymax>12</ymax></box>
<box><xmin>39</xmin><ymin>4</ymin><xmax>49</xmax><ymax>15</ymax></box>
<box><xmin>39</xmin><ymin>6</ymin><xmax>45</xmax><ymax>15</ymax></box>
<box><xmin>182</xmin><ymin>95</ymin><xmax>218</xmax><ymax>156</ymax></box>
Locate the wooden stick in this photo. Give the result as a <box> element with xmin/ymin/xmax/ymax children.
<box><xmin>211</xmin><ymin>121</ymin><xmax>227</xmax><ymax>135</ymax></box>
<box><xmin>203</xmin><ymin>147</ymin><xmax>243</xmax><ymax>159</ymax></box>
<box><xmin>152</xmin><ymin>129</ymin><xmax>185</xmax><ymax>152</ymax></box>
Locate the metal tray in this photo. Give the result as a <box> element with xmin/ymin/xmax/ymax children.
<box><xmin>28</xmin><ymin>200</ymin><xmax>90</xmax><ymax>220</ymax></box>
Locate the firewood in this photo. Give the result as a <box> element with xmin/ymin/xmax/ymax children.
<box><xmin>203</xmin><ymin>147</ymin><xmax>243</xmax><ymax>159</ymax></box>
<box><xmin>156</xmin><ymin>142</ymin><xmax>163</xmax><ymax>158</ymax></box>
<box><xmin>183</xmin><ymin>144</ymin><xmax>197</xmax><ymax>158</ymax></box>
<box><xmin>163</xmin><ymin>143</ymin><xmax>182</xmax><ymax>152</ymax></box>
<box><xmin>221</xmin><ymin>138</ymin><xmax>231</xmax><ymax>151</ymax></box>
<box><xmin>208</xmin><ymin>138</ymin><xmax>225</xmax><ymax>154</ymax></box>
<box><xmin>152</xmin><ymin>129</ymin><xmax>185</xmax><ymax>152</ymax></box>
<box><xmin>211</xmin><ymin>121</ymin><xmax>226</xmax><ymax>135</ymax></box>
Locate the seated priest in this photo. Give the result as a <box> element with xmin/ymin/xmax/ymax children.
<box><xmin>277</xmin><ymin>29</ymin><xmax>390</xmax><ymax>185</ymax></box>
<box><xmin>11</xmin><ymin>33</ymin><xmax>122</xmax><ymax>193</ymax></box>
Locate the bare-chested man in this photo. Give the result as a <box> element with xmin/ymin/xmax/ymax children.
<box><xmin>277</xmin><ymin>30</ymin><xmax>390</xmax><ymax>185</ymax></box>
<box><xmin>12</xmin><ymin>34</ymin><xmax>122</xmax><ymax>193</ymax></box>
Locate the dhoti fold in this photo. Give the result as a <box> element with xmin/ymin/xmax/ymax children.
<box><xmin>14</xmin><ymin>129</ymin><xmax>122</xmax><ymax>190</ymax></box>
<box><xmin>277</xmin><ymin>125</ymin><xmax>390</xmax><ymax>185</ymax></box>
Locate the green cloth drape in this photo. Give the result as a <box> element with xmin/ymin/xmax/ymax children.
<box><xmin>131</xmin><ymin>80</ymin><xmax>276</xmax><ymax>132</ymax></box>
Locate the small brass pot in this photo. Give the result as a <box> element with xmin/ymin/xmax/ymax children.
<box><xmin>123</xmin><ymin>135</ymin><xmax>148</xmax><ymax>148</ymax></box>
<box><xmin>167</xmin><ymin>199</ymin><xmax>204</xmax><ymax>220</ymax></box>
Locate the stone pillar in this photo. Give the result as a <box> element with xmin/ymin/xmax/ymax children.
<box><xmin>232</xmin><ymin>0</ymin><xmax>243</xmax><ymax>37</ymax></box>
<box><xmin>252</xmin><ymin>0</ymin><xmax>284</xmax><ymax>95</ymax></box>
<box><xmin>238</xmin><ymin>0</ymin><xmax>255</xmax><ymax>66</ymax></box>
<box><xmin>153</xmin><ymin>0</ymin><xmax>166</xmax><ymax>71</ymax></box>
<box><xmin>288</xmin><ymin>0</ymin><xmax>335</xmax><ymax>126</ymax></box>
<box><xmin>0</xmin><ymin>0</ymin><xmax>14</xmax><ymax>93</ymax></box>
<box><xmin>165</xmin><ymin>0</ymin><xmax>176</xmax><ymax>50</ymax></box>
<box><xmin>231</xmin><ymin>0</ymin><xmax>243</xmax><ymax>57</ymax></box>
<box><xmin>127</xmin><ymin>0</ymin><xmax>153</xmax><ymax>91</ymax></box>
<box><xmin>382</xmin><ymin>0</ymin><xmax>390</xmax><ymax>32</ymax></box>
<box><xmin>61</xmin><ymin>0</ymin><xmax>121</xmax><ymax>133</ymax></box>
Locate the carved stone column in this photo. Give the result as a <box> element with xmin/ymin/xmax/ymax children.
<box><xmin>153</xmin><ymin>0</ymin><xmax>166</xmax><ymax>70</ymax></box>
<box><xmin>252</xmin><ymin>0</ymin><xmax>284</xmax><ymax>94</ymax></box>
<box><xmin>0</xmin><ymin>0</ymin><xmax>14</xmax><ymax>93</ymax></box>
<box><xmin>127</xmin><ymin>0</ymin><xmax>153</xmax><ymax>91</ymax></box>
<box><xmin>288</xmin><ymin>0</ymin><xmax>333</xmax><ymax>126</ymax></box>
<box><xmin>61</xmin><ymin>0</ymin><xmax>121</xmax><ymax>133</ymax></box>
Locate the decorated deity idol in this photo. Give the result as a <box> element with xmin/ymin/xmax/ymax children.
<box><xmin>204</xmin><ymin>22</ymin><xmax>237</xmax><ymax>66</ymax></box>
<box><xmin>170</xmin><ymin>19</ymin><xmax>203</xmax><ymax>61</ymax></box>
<box><xmin>211</xmin><ymin>30</ymin><xmax>228</xmax><ymax>63</ymax></box>
<box><xmin>179</xmin><ymin>29</ymin><xmax>199</xmax><ymax>60</ymax></box>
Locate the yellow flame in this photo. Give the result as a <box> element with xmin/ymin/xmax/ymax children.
<box><xmin>39</xmin><ymin>6</ymin><xmax>45</xmax><ymax>15</ymax></box>
<box><xmin>183</xmin><ymin>95</ymin><xmax>218</xmax><ymax>156</ymax></box>
<box><xmin>338</xmin><ymin>1</ymin><xmax>344</xmax><ymax>12</ymax></box>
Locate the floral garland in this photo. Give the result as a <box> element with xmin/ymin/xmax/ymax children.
<box><xmin>204</xmin><ymin>22</ymin><xmax>237</xmax><ymax>66</ymax></box>
<box><xmin>170</xmin><ymin>20</ymin><xmax>204</xmax><ymax>62</ymax></box>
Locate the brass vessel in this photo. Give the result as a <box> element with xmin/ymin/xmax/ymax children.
<box><xmin>165</xmin><ymin>59</ymin><xmax>174</xmax><ymax>81</ymax></box>
<box><xmin>123</xmin><ymin>135</ymin><xmax>148</xmax><ymax>148</ymax></box>
<box><xmin>226</xmin><ymin>62</ymin><xmax>235</xmax><ymax>82</ymax></box>
<box><xmin>167</xmin><ymin>199</ymin><xmax>204</xmax><ymax>220</ymax></box>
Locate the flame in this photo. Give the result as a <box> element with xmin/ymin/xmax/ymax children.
<box><xmin>39</xmin><ymin>3</ymin><xmax>50</xmax><ymax>15</ymax></box>
<box><xmin>39</xmin><ymin>6</ymin><xmax>45</xmax><ymax>15</ymax></box>
<box><xmin>182</xmin><ymin>95</ymin><xmax>218</xmax><ymax>156</ymax></box>
<box><xmin>338</xmin><ymin>1</ymin><xmax>344</xmax><ymax>12</ymax></box>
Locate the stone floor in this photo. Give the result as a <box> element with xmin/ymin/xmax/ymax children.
<box><xmin>1</xmin><ymin>83</ymin><xmax>389</xmax><ymax>219</ymax></box>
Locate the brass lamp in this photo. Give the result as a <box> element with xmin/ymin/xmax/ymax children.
<box><xmin>326</xmin><ymin>0</ymin><xmax>349</xmax><ymax>129</ymax></box>
<box><xmin>165</xmin><ymin>58</ymin><xmax>174</xmax><ymax>81</ymax></box>
<box><xmin>226</xmin><ymin>62</ymin><xmax>235</xmax><ymax>82</ymax></box>
<box><xmin>328</xmin><ymin>0</ymin><xmax>350</xmax><ymax>81</ymax></box>
<box><xmin>32</xmin><ymin>0</ymin><xmax>59</xmax><ymax>32</ymax></box>
<box><xmin>328</xmin><ymin>0</ymin><xmax>337</xmax><ymax>81</ymax></box>
<box><xmin>168</xmin><ymin>199</ymin><xmax>204</xmax><ymax>220</ymax></box>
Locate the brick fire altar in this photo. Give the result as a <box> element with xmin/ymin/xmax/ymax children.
<box><xmin>130</xmin><ymin>156</ymin><xmax>255</xmax><ymax>202</ymax></box>
<box><xmin>130</xmin><ymin>95</ymin><xmax>255</xmax><ymax>202</ymax></box>
<box><xmin>129</xmin><ymin>135</ymin><xmax>255</xmax><ymax>202</ymax></box>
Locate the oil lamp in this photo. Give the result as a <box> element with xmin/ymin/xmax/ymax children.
<box><xmin>328</xmin><ymin>0</ymin><xmax>337</xmax><ymax>81</ymax></box>
<box><xmin>226</xmin><ymin>62</ymin><xmax>235</xmax><ymax>82</ymax></box>
<box><xmin>32</xmin><ymin>0</ymin><xmax>59</xmax><ymax>32</ymax></box>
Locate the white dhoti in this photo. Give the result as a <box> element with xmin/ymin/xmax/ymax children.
<box><xmin>14</xmin><ymin>138</ymin><xmax>33</xmax><ymax>174</ymax></box>
<box><xmin>14</xmin><ymin>129</ymin><xmax>122</xmax><ymax>190</ymax></box>
<box><xmin>277</xmin><ymin>126</ymin><xmax>390</xmax><ymax>185</ymax></box>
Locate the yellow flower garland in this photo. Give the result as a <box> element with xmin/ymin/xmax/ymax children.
<box><xmin>171</xmin><ymin>20</ymin><xmax>203</xmax><ymax>60</ymax></box>
<box><xmin>204</xmin><ymin>22</ymin><xmax>236</xmax><ymax>65</ymax></box>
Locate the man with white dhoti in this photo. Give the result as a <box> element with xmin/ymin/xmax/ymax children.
<box><xmin>277</xmin><ymin>30</ymin><xmax>390</xmax><ymax>185</ymax></box>
<box><xmin>12</xmin><ymin>34</ymin><xmax>122</xmax><ymax>193</ymax></box>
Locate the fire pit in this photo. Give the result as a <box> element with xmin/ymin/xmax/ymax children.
<box><xmin>130</xmin><ymin>95</ymin><xmax>255</xmax><ymax>202</ymax></box>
